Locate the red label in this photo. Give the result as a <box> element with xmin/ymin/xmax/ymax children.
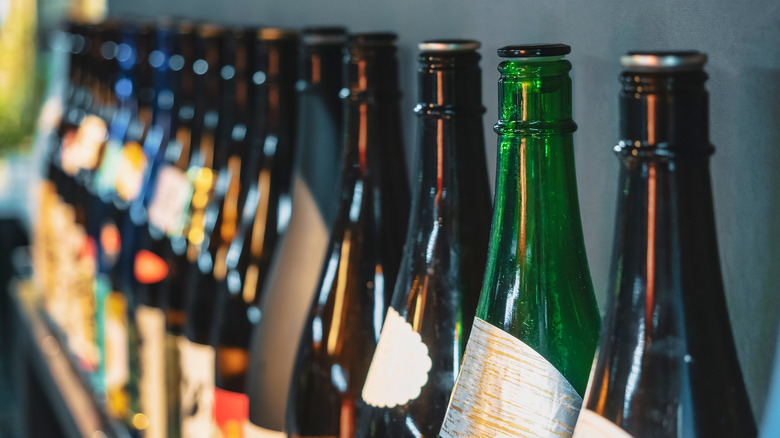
<box><xmin>214</xmin><ymin>388</ymin><xmax>249</xmax><ymax>438</ymax></box>
<box><xmin>134</xmin><ymin>250</ymin><xmax>168</xmax><ymax>284</ymax></box>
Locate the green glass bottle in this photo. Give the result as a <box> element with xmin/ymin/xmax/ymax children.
<box><xmin>439</xmin><ymin>44</ymin><xmax>600</xmax><ymax>438</ymax></box>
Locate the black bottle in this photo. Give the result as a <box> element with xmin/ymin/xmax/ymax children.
<box><xmin>573</xmin><ymin>51</ymin><xmax>757</xmax><ymax>438</ymax></box>
<box><xmin>207</xmin><ymin>28</ymin><xmax>300</xmax><ymax>436</ymax></box>
<box><xmin>356</xmin><ymin>40</ymin><xmax>491</xmax><ymax>438</ymax></box>
<box><xmin>286</xmin><ymin>32</ymin><xmax>411</xmax><ymax>438</ymax></box>
<box><xmin>246</xmin><ymin>26</ymin><xmax>347</xmax><ymax>434</ymax></box>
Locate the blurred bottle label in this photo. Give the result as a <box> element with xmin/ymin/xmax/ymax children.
<box><xmin>115</xmin><ymin>141</ymin><xmax>147</xmax><ymax>202</ymax></box>
<box><xmin>134</xmin><ymin>249</ymin><xmax>168</xmax><ymax>285</ymax></box>
<box><xmin>136</xmin><ymin>305</ymin><xmax>167</xmax><ymax>438</ymax></box>
<box><xmin>215</xmin><ymin>388</ymin><xmax>248</xmax><ymax>438</ymax></box>
<box><xmin>440</xmin><ymin>317</ymin><xmax>582</xmax><ymax>438</ymax></box>
<box><xmin>179</xmin><ymin>338</ymin><xmax>216</xmax><ymax>438</ymax></box>
<box><xmin>95</xmin><ymin>139</ymin><xmax>123</xmax><ymax>196</ymax></box>
<box><xmin>362</xmin><ymin>307</ymin><xmax>432</xmax><ymax>408</ymax></box>
<box><xmin>573</xmin><ymin>410</ymin><xmax>634</xmax><ymax>438</ymax></box>
<box><xmin>148</xmin><ymin>166</ymin><xmax>193</xmax><ymax>236</ymax></box>
<box><xmin>61</xmin><ymin>115</ymin><xmax>107</xmax><ymax>175</ymax></box>
<box><xmin>105</xmin><ymin>291</ymin><xmax>129</xmax><ymax>418</ymax></box>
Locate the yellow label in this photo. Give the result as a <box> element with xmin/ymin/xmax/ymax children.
<box><xmin>439</xmin><ymin>317</ymin><xmax>582</xmax><ymax>438</ymax></box>
<box><xmin>115</xmin><ymin>141</ymin><xmax>148</xmax><ymax>202</ymax></box>
<box><xmin>573</xmin><ymin>410</ymin><xmax>634</xmax><ymax>438</ymax></box>
<box><xmin>105</xmin><ymin>291</ymin><xmax>129</xmax><ymax>417</ymax></box>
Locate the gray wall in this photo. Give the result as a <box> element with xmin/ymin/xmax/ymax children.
<box><xmin>109</xmin><ymin>0</ymin><xmax>780</xmax><ymax>419</ymax></box>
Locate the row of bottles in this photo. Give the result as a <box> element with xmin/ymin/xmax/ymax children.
<box><xmin>31</xmin><ymin>15</ymin><xmax>765</xmax><ymax>438</ymax></box>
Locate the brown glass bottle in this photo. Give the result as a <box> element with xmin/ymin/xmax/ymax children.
<box><xmin>286</xmin><ymin>32</ymin><xmax>410</xmax><ymax>438</ymax></box>
<box><xmin>573</xmin><ymin>52</ymin><xmax>757</xmax><ymax>438</ymax></box>
<box><xmin>356</xmin><ymin>40</ymin><xmax>490</xmax><ymax>438</ymax></box>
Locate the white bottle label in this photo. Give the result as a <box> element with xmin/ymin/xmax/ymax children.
<box><xmin>105</xmin><ymin>292</ymin><xmax>129</xmax><ymax>391</ymax></box>
<box><xmin>439</xmin><ymin>317</ymin><xmax>582</xmax><ymax>438</ymax></box>
<box><xmin>179</xmin><ymin>338</ymin><xmax>216</xmax><ymax>438</ymax></box>
<box><xmin>573</xmin><ymin>409</ymin><xmax>634</xmax><ymax>438</ymax></box>
<box><xmin>136</xmin><ymin>305</ymin><xmax>167</xmax><ymax>438</ymax></box>
<box><xmin>148</xmin><ymin>166</ymin><xmax>192</xmax><ymax>236</ymax></box>
<box><xmin>361</xmin><ymin>307</ymin><xmax>432</xmax><ymax>408</ymax></box>
<box><xmin>243</xmin><ymin>422</ymin><xmax>286</xmax><ymax>438</ymax></box>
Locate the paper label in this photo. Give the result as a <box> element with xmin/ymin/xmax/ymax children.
<box><xmin>179</xmin><ymin>338</ymin><xmax>216</xmax><ymax>438</ymax></box>
<box><xmin>215</xmin><ymin>388</ymin><xmax>249</xmax><ymax>438</ymax></box>
<box><xmin>573</xmin><ymin>410</ymin><xmax>634</xmax><ymax>438</ymax></box>
<box><xmin>61</xmin><ymin>115</ymin><xmax>108</xmax><ymax>174</ymax></box>
<box><xmin>148</xmin><ymin>165</ymin><xmax>192</xmax><ymax>236</ymax></box>
<box><xmin>439</xmin><ymin>317</ymin><xmax>583</xmax><ymax>438</ymax></box>
<box><xmin>361</xmin><ymin>307</ymin><xmax>432</xmax><ymax>408</ymax></box>
<box><xmin>115</xmin><ymin>141</ymin><xmax>148</xmax><ymax>202</ymax></box>
<box><xmin>105</xmin><ymin>291</ymin><xmax>129</xmax><ymax>417</ymax></box>
<box><xmin>243</xmin><ymin>422</ymin><xmax>286</xmax><ymax>438</ymax></box>
<box><xmin>95</xmin><ymin>139</ymin><xmax>123</xmax><ymax>196</ymax></box>
<box><xmin>134</xmin><ymin>249</ymin><xmax>169</xmax><ymax>285</ymax></box>
<box><xmin>136</xmin><ymin>305</ymin><xmax>167</xmax><ymax>438</ymax></box>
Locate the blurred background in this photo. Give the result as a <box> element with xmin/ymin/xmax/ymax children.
<box><xmin>0</xmin><ymin>0</ymin><xmax>778</xmax><ymax>436</ymax></box>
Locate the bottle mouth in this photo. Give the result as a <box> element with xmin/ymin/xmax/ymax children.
<box><xmin>621</xmin><ymin>51</ymin><xmax>707</xmax><ymax>72</ymax></box>
<box><xmin>302</xmin><ymin>26</ymin><xmax>348</xmax><ymax>45</ymax></box>
<box><xmin>498</xmin><ymin>43</ymin><xmax>570</xmax><ymax>59</ymax></box>
<box><xmin>419</xmin><ymin>39</ymin><xmax>480</xmax><ymax>52</ymax></box>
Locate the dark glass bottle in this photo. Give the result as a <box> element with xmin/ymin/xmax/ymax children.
<box><xmin>208</xmin><ymin>28</ymin><xmax>300</xmax><ymax>437</ymax></box>
<box><xmin>179</xmin><ymin>26</ymin><xmax>254</xmax><ymax>438</ymax></box>
<box><xmin>132</xmin><ymin>21</ymin><xmax>198</xmax><ymax>438</ymax></box>
<box><xmin>356</xmin><ymin>40</ymin><xmax>491</xmax><ymax>438</ymax></box>
<box><xmin>439</xmin><ymin>44</ymin><xmax>601</xmax><ymax>438</ymax></box>
<box><xmin>573</xmin><ymin>51</ymin><xmax>757</xmax><ymax>438</ymax></box>
<box><xmin>246</xmin><ymin>26</ymin><xmax>347</xmax><ymax>435</ymax></box>
<box><xmin>286</xmin><ymin>32</ymin><xmax>410</xmax><ymax>438</ymax></box>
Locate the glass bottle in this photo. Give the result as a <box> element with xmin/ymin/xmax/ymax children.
<box><xmin>286</xmin><ymin>32</ymin><xmax>410</xmax><ymax>438</ymax></box>
<box><xmin>245</xmin><ymin>26</ymin><xmax>347</xmax><ymax>435</ymax></box>
<box><xmin>572</xmin><ymin>51</ymin><xmax>756</xmax><ymax>438</ymax></box>
<box><xmin>439</xmin><ymin>44</ymin><xmax>601</xmax><ymax>438</ymax></box>
<box><xmin>356</xmin><ymin>39</ymin><xmax>491</xmax><ymax>438</ymax></box>
<box><xmin>208</xmin><ymin>28</ymin><xmax>300</xmax><ymax>437</ymax></box>
<box><xmin>178</xmin><ymin>26</ymin><xmax>253</xmax><ymax>438</ymax></box>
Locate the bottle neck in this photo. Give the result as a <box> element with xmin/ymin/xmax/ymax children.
<box><xmin>612</xmin><ymin>149</ymin><xmax>719</xmax><ymax>337</ymax></box>
<box><xmin>619</xmin><ymin>70</ymin><xmax>710</xmax><ymax>153</ymax></box>
<box><xmin>413</xmin><ymin>51</ymin><xmax>486</xmax><ymax>206</ymax></box>
<box><xmin>491</xmin><ymin>59</ymin><xmax>581</xmax><ymax>248</ymax></box>
<box><xmin>300</xmin><ymin>43</ymin><xmax>343</xmax><ymax>91</ymax></box>
<box><xmin>341</xmin><ymin>43</ymin><xmax>401</xmax><ymax>173</ymax></box>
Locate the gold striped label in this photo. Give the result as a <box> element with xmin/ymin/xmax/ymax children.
<box><xmin>572</xmin><ymin>409</ymin><xmax>634</xmax><ymax>438</ymax></box>
<box><xmin>440</xmin><ymin>317</ymin><xmax>582</xmax><ymax>438</ymax></box>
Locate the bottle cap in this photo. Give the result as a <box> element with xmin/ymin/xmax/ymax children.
<box><xmin>419</xmin><ymin>39</ymin><xmax>480</xmax><ymax>52</ymax></box>
<box><xmin>498</xmin><ymin>44</ymin><xmax>570</xmax><ymax>58</ymax></box>
<box><xmin>621</xmin><ymin>51</ymin><xmax>707</xmax><ymax>72</ymax></box>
